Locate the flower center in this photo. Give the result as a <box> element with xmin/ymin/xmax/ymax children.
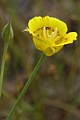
<box><xmin>43</xmin><ymin>26</ymin><xmax>58</xmax><ymax>40</ymax></box>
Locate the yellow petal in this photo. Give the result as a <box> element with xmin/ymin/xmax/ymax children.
<box><xmin>28</xmin><ymin>16</ymin><xmax>43</xmax><ymax>33</ymax></box>
<box><xmin>44</xmin><ymin>47</ymin><xmax>54</xmax><ymax>56</ymax></box>
<box><xmin>33</xmin><ymin>36</ymin><xmax>49</xmax><ymax>51</ymax></box>
<box><xmin>42</xmin><ymin>16</ymin><xmax>68</xmax><ymax>36</ymax></box>
<box><xmin>44</xmin><ymin>46</ymin><xmax>63</xmax><ymax>56</ymax></box>
<box><xmin>28</xmin><ymin>16</ymin><xmax>68</xmax><ymax>36</ymax></box>
<box><xmin>54</xmin><ymin>46</ymin><xmax>63</xmax><ymax>53</ymax></box>
<box><xmin>56</xmin><ymin>32</ymin><xmax>77</xmax><ymax>46</ymax></box>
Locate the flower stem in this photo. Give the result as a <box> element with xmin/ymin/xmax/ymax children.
<box><xmin>0</xmin><ymin>42</ymin><xmax>9</xmax><ymax>97</ymax></box>
<box><xmin>6</xmin><ymin>53</ymin><xmax>45</xmax><ymax>120</ymax></box>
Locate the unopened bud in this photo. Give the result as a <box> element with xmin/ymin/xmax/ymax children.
<box><xmin>2</xmin><ymin>22</ymin><xmax>13</xmax><ymax>43</ymax></box>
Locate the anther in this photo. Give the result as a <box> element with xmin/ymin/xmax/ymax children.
<box><xmin>43</xmin><ymin>26</ymin><xmax>47</xmax><ymax>38</ymax></box>
<box><xmin>51</xmin><ymin>27</ymin><xmax>58</xmax><ymax>39</ymax></box>
<box><xmin>47</xmin><ymin>29</ymin><xmax>51</xmax><ymax>38</ymax></box>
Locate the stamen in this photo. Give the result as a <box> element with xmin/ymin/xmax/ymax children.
<box><xmin>42</xmin><ymin>27</ymin><xmax>59</xmax><ymax>41</ymax></box>
<box><xmin>51</xmin><ymin>27</ymin><xmax>58</xmax><ymax>39</ymax></box>
<box><xmin>47</xmin><ymin>29</ymin><xmax>51</xmax><ymax>38</ymax></box>
<box><xmin>43</xmin><ymin>26</ymin><xmax>47</xmax><ymax>38</ymax></box>
<box><xmin>54</xmin><ymin>36</ymin><xmax>61</xmax><ymax>43</ymax></box>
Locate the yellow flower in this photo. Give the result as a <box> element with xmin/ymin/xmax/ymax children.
<box><xmin>24</xmin><ymin>16</ymin><xmax>78</xmax><ymax>56</ymax></box>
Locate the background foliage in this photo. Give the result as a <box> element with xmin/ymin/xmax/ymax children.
<box><xmin>0</xmin><ymin>0</ymin><xmax>80</xmax><ymax>120</ymax></box>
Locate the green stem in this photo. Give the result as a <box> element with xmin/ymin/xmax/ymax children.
<box><xmin>0</xmin><ymin>42</ymin><xmax>9</xmax><ymax>97</ymax></box>
<box><xmin>6</xmin><ymin>53</ymin><xmax>45</xmax><ymax>120</ymax></box>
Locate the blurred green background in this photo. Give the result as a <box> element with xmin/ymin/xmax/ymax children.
<box><xmin>0</xmin><ymin>0</ymin><xmax>80</xmax><ymax>120</ymax></box>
